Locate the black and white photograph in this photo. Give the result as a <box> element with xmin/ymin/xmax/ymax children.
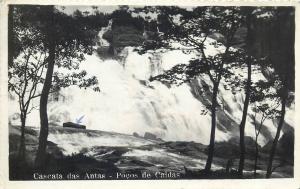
<box><xmin>4</xmin><ymin>3</ymin><xmax>296</xmax><ymax>182</ymax></box>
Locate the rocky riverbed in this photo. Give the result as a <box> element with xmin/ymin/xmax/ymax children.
<box><xmin>9</xmin><ymin>125</ymin><xmax>293</xmax><ymax>180</ymax></box>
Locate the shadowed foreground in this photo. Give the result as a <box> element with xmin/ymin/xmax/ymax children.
<box><xmin>9</xmin><ymin>125</ymin><xmax>293</xmax><ymax>180</ymax></box>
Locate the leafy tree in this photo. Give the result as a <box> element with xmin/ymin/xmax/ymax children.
<box><xmin>223</xmin><ymin>7</ymin><xmax>294</xmax><ymax>177</ymax></box>
<box><xmin>8</xmin><ymin>5</ymin><xmax>108</xmax><ymax>168</ymax></box>
<box><xmin>249</xmin><ymin>79</ymin><xmax>281</xmax><ymax>177</ymax></box>
<box><xmin>35</xmin><ymin>6</ymin><xmax>108</xmax><ymax>168</ymax></box>
<box><xmin>134</xmin><ymin>6</ymin><xmax>294</xmax><ymax>177</ymax></box>
<box><xmin>263</xmin><ymin>7</ymin><xmax>295</xmax><ymax>178</ymax></box>
<box><xmin>235</xmin><ymin>7</ymin><xmax>254</xmax><ymax>176</ymax></box>
<box><xmin>241</xmin><ymin>7</ymin><xmax>294</xmax><ymax>178</ymax></box>
<box><xmin>8</xmin><ymin>5</ymin><xmax>49</xmax><ymax>162</ymax></box>
<box><xmin>135</xmin><ymin>6</ymin><xmax>245</xmax><ymax>172</ymax></box>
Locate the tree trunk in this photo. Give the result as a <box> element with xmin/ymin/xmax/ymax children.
<box><xmin>8</xmin><ymin>5</ymin><xmax>14</xmax><ymax>67</ymax></box>
<box><xmin>18</xmin><ymin>114</ymin><xmax>26</xmax><ymax>161</ymax></box>
<box><xmin>266</xmin><ymin>94</ymin><xmax>287</xmax><ymax>178</ymax></box>
<box><xmin>35</xmin><ymin>6</ymin><xmax>55</xmax><ymax>168</ymax></box>
<box><xmin>35</xmin><ymin>47</ymin><xmax>55</xmax><ymax>168</ymax></box>
<box><xmin>205</xmin><ymin>81</ymin><xmax>219</xmax><ymax>172</ymax></box>
<box><xmin>254</xmin><ymin>135</ymin><xmax>259</xmax><ymax>177</ymax></box>
<box><xmin>238</xmin><ymin>60</ymin><xmax>251</xmax><ymax>177</ymax></box>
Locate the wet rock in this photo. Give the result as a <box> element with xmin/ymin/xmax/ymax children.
<box><xmin>63</xmin><ymin>122</ymin><xmax>86</xmax><ymax>129</ymax></box>
<box><xmin>278</xmin><ymin>131</ymin><xmax>294</xmax><ymax>160</ymax></box>
<box><xmin>133</xmin><ymin>132</ymin><xmax>140</xmax><ymax>137</ymax></box>
<box><xmin>144</xmin><ymin>132</ymin><xmax>157</xmax><ymax>140</ymax></box>
<box><xmin>262</xmin><ymin>130</ymin><xmax>294</xmax><ymax>162</ymax></box>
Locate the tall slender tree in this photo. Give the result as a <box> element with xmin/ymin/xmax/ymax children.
<box><xmin>8</xmin><ymin>5</ymin><xmax>49</xmax><ymax>163</ymax></box>
<box><xmin>34</xmin><ymin>6</ymin><xmax>107</xmax><ymax>168</ymax></box>
<box><xmin>7</xmin><ymin>5</ymin><xmax>107</xmax><ymax>169</ymax></box>
<box><xmin>35</xmin><ymin>6</ymin><xmax>56</xmax><ymax>168</ymax></box>
<box><xmin>237</xmin><ymin>7</ymin><xmax>255</xmax><ymax>176</ymax></box>
<box><xmin>265</xmin><ymin>8</ymin><xmax>294</xmax><ymax>178</ymax></box>
<box><xmin>8</xmin><ymin>6</ymin><xmax>107</xmax><ymax>172</ymax></box>
<box><xmin>251</xmin><ymin>101</ymin><xmax>280</xmax><ymax>177</ymax></box>
<box><xmin>135</xmin><ymin>6</ymin><xmax>244</xmax><ymax>172</ymax></box>
<box><xmin>242</xmin><ymin>7</ymin><xmax>295</xmax><ymax>178</ymax></box>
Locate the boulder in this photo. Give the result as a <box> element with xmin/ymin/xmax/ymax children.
<box><xmin>144</xmin><ymin>132</ymin><xmax>157</xmax><ymax>140</ymax></box>
<box><xmin>63</xmin><ymin>122</ymin><xmax>86</xmax><ymax>129</ymax></box>
<box><xmin>133</xmin><ymin>132</ymin><xmax>140</xmax><ymax>138</ymax></box>
<box><xmin>261</xmin><ymin>130</ymin><xmax>294</xmax><ymax>163</ymax></box>
<box><xmin>278</xmin><ymin>131</ymin><xmax>294</xmax><ymax>160</ymax></box>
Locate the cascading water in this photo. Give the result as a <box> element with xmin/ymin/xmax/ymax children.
<box><xmin>8</xmin><ymin>24</ymin><xmax>294</xmax><ymax>147</ymax></box>
<box><xmin>46</xmin><ymin>49</ymin><xmax>220</xmax><ymax>144</ymax></box>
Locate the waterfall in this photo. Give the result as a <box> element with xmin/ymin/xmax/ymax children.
<box><xmin>8</xmin><ymin>26</ymin><xmax>294</xmax><ymax>146</ymax></box>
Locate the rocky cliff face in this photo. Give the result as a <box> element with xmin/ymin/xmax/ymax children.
<box><xmin>100</xmin><ymin>11</ymin><xmax>145</xmax><ymax>56</ymax></box>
